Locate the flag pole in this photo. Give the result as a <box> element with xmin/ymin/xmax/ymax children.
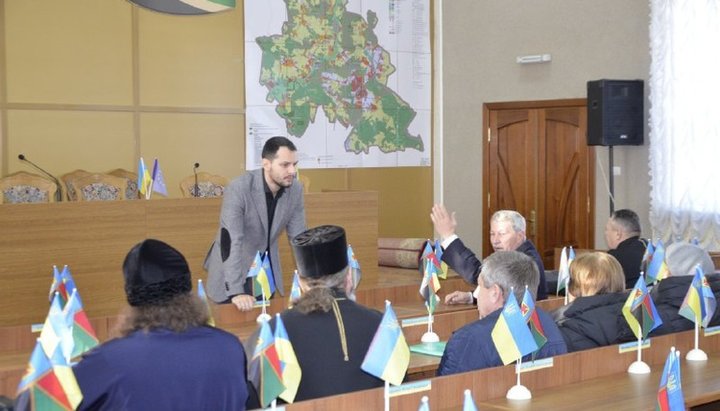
<box><xmin>627</xmin><ymin>324</ymin><xmax>650</xmax><ymax>374</ymax></box>
<box><xmin>506</xmin><ymin>357</ymin><xmax>531</xmax><ymax>400</ymax></box>
<box><xmin>563</xmin><ymin>279</ymin><xmax>568</xmax><ymax>305</ymax></box>
<box><xmin>256</xmin><ymin>289</ymin><xmax>271</xmax><ymax>323</ymax></box>
<box><xmin>384</xmin><ymin>381</ymin><xmax>389</xmax><ymax>411</ymax></box>
<box><xmin>686</xmin><ymin>320</ymin><xmax>708</xmax><ymax>361</ymax></box>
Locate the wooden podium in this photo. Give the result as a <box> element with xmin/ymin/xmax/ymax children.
<box><xmin>0</xmin><ymin>191</ymin><xmax>378</xmax><ymax>326</ymax></box>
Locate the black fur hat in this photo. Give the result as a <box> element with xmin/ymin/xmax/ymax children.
<box><xmin>123</xmin><ymin>239</ymin><xmax>192</xmax><ymax>306</ymax></box>
<box><xmin>292</xmin><ymin>225</ymin><xmax>348</xmax><ymax>278</ymax></box>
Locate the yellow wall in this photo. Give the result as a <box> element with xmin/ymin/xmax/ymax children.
<box><xmin>0</xmin><ymin>0</ymin><xmax>432</xmax><ymax>238</ymax></box>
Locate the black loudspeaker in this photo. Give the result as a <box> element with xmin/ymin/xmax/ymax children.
<box><xmin>587</xmin><ymin>79</ymin><xmax>644</xmax><ymax>146</ymax></box>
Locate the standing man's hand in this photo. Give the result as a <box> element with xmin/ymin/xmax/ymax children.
<box><xmin>431</xmin><ymin>204</ymin><xmax>457</xmax><ymax>240</ymax></box>
<box><xmin>231</xmin><ymin>294</ymin><xmax>256</xmax><ymax>312</ymax></box>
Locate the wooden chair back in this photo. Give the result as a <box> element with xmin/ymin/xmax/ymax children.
<box><xmin>179</xmin><ymin>172</ymin><xmax>229</xmax><ymax>198</ymax></box>
<box><xmin>0</xmin><ymin>171</ymin><xmax>58</xmax><ymax>204</ymax></box>
<box><xmin>60</xmin><ymin>169</ymin><xmax>91</xmax><ymax>201</ymax></box>
<box><xmin>107</xmin><ymin>168</ymin><xmax>139</xmax><ymax>200</ymax></box>
<box><xmin>70</xmin><ymin>173</ymin><xmax>127</xmax><ymax>201</ymax></box>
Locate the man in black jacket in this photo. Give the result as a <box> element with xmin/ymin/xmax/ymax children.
<box><xmin>605</xmin><ymin>209</ymin><xmax>647</xmax><ymax>289</ymax></box>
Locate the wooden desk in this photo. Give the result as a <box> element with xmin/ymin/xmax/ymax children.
<box><xmin>281</xmin><ymin>329</ymin><xmax>720</xmax><ymax>410</ymax></box>
<box><xmin>480</xmin><ymin>357</ymin><xmax>720</xmax><ymax>410</ymax></box>
<box><xmin>0</xmin><ymin>191</ymin><xmax>378</xmax><ymax>326</ymax></box>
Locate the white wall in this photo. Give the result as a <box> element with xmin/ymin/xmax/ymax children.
<box><xmin>439</xmin><ymin>0</ymin><xmax>651</xmax><ymax>253</ymax></box>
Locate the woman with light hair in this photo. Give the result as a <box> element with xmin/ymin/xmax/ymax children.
<box><xmin>554</xmin><ymin>252</ymin><xmax>632</xmax><ymax>352</ymax></box>
<box><xmin>566</xmin><ymin>252</ymin><xmax>626</xmax><ymax>301</ymax></box>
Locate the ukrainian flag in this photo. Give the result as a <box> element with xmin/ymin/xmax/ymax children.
<box><xmin>679</xmin><ymin>266</ymin><xmax>716</xmax><ymax>328</ymax></box>
<box><xmin>647</xmin><ymin>240</ymin><xmax>670</xmax><ymax>283</ymax></box>
<box><xmin>491</xmin><ymin>291</ymin><xmax>538</xmax><ymax>365</ymax></box>
<box><xmin>361</xmin><ymin>301</ymin><xmax>410</xmax><ymax>386</ymax></box>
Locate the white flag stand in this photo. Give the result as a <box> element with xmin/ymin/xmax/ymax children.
<box><xmin>256</xmin><ymin>290</ymin><xmax>271</xmax><ymax>323</ymax></box>
<box><xmin>421</xmin><ymin>312</ymin><xmax>439</xmax><ymax>343</ymax></box>
<box><xmin>627</xmin><ymin>325</ymin><xmax>650</xmax><ymax>374</ymax></box>
<box><xmin>506</xmin><ymin>357</ymin><xmax>531</xmax><ymax>400</ymax></box>
<box><xmin>686</xmin><ymin>321</ymin><xmax>708</xmax><ymax>361</ymax></box>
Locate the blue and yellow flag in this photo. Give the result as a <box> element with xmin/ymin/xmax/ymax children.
<box><xmin>679</xmin><ymin>265</ymin><xmax>717</xmax><ymax>329</ymax></box>
<box><xmin>419</xmin><ymin>258</ymin><xmax>441</xmax><ymax>315</ymax></box>
<box><xmin>361</xmin><ymin>301</ymin><xmax>410</xmax><ymax>386</ymax></box>
<box><xmin>647</xmin><ymin>240</ymin><xmax>670</xmax><ymax>283</ymax></box>
<box><xmin>347</xmin><ymin>244</ymin><xmax>362</xmax><ymax>289</ymax></box>
<box><xmin>657</xmin><ymin>347</ymin><xmax>684</xmax><ymax>411</ymax></box>
<box><xmin>247</xmin><ymin>251</ymin><xmax>272</xmax><ymax>298</ymax></box>
<box><xmin>623</xmin><ymin>275</ymin><xmax>663</xmax><ymax>340</ymax></box>
<box><xmin>491</xmin><ymin>290</ymin><xmax>538</xmax><ymax>365</ymax></box>
<box><xmin>641</xmin><ymin>241</ymin><xmax>655</xmax><ymax>274</ymax></box>
<box><xmin>288</xmin><ymin>270</ymin><xmax>302</xmax><ymax>308</ymax></box>
<box><xmin>257</xmin><ymin>252</ymin><xmax>276</xmax><ymax>297</ymax></box>
<box><xmin>137</xmin><ymin>157</ymin><xmax>152</xmax><ymax>197</ymax></box>
<box><xmin>274</xmin><ymin>314</ymin><xmax>301</xmax><ymax>403</ymax></box>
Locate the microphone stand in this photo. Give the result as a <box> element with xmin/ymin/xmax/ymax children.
<box><xmin>18</xmin><ymin>154</ymin><xmax>63</xmax><ymax>202</ymax></box>
<box><xmin>193</xmin><ymin>163</ymin><xmax>200</xmax><ymax>197</ymax></box>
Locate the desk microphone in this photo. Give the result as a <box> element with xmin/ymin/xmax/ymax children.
<box><xmin>18</xmin><ymin>154</ymin><xmax>63</xmax><ymax>202</ymax></box>
<box><xmin>193</xmin><ymin>162</ymin><xmax>200</xmax><ymax>197</ymax></box>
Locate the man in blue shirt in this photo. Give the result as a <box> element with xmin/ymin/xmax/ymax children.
<box><xmin>437</xmin><ymin>251</ymin><xmax>566</xmax><ymax>375</ymax></box>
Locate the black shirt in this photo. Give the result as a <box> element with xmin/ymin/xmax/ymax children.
<box><xmin>607</xmin><ymin>236</ymin><xmax>647</xmax><ymax>289</ymax></box>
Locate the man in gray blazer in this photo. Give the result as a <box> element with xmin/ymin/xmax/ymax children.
<box><xmin>205</xmin><ymin>136</ymin><xmax>307</xmax><ymax>311</ymax></box>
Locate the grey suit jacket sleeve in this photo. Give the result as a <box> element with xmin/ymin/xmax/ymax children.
<box><xmin>286</xmin><ymin>187</ymin><xmax>306</xmax><ymax>240</ymax></box>
<box><xmin>219</xmin><ymin>179</ymin><xmax>251</xmax><ymax>297</ymax></box>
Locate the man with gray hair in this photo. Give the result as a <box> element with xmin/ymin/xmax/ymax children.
<box><xmin>605</xmin><ymin>209</ymin><xmax>646</xmax><ymax>288</ymax></box>
<box><xmin>651</xmin><ymin>242</ymin><xmax>720</xmax><ymax>337</ymax></box>
<box><xmin>431</xmin><ymin>204</ymin><xmax>548</xmax><ymax>302</ymax></box>
<box><xmin>436</xmin><ymin>251</ymin><xmax>567</xmax><ymax>375</ymax></box>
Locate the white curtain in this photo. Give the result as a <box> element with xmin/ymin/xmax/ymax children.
<box><xmin>649</xmin><ymin>0</ymin><xmax>720</xmax><ymax>249</ymax></box>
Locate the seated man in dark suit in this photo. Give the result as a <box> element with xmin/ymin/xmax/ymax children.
<box><xmin>431</xmin><ymin>205</ymin><xmax>547</xmax><ymax>303</ymax></box>
<box><xmin>436</xmin><ymin>251</ymin><xmax>566</xmax><ymax>376</ymax></box>
<box><xmin>651</xmin><ymin>242</ymin><xmax>720</xmax><ymax>337</ymax></box>
<box><xmin>605</xmin><ymin>209</ymin><xmax>647</xmax><ymax>288</ymax></box>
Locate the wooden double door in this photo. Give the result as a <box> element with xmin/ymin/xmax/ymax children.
<box><xmin>482</xmin><ymin>99</ymin><xmax>595</xmax><ymax>269</ymax></box>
